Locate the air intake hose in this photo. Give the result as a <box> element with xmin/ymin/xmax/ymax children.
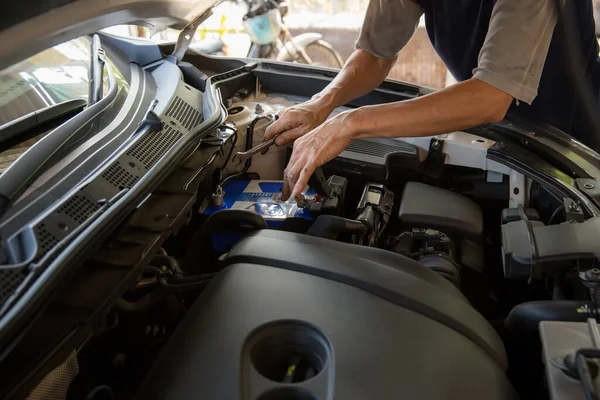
<box><xmin>306</xmin><ymin>215</ymin><xmax>367</xmax><ymax>240</ymax></box>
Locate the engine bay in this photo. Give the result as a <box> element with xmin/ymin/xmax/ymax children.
<box><xmin>23</xmin><ymin>64</ymin><xmax>600</xmax><ymax>400</ymax></box>
<box><xmin>190</xmin><ymin>92</ymin><xmax>506</xmax><ymax>309</ymax></box>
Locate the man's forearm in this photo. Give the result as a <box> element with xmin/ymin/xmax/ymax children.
<box><xmin>313</xmin><ymin>49</ymin><xmax>396</xmax><ymax>114</ymax></box>
<box><xmin>346</xmin><ymin>78</ymin><xmax>514</xmax><ymax>140</ymax></box>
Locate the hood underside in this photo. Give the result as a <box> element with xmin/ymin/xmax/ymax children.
<box><xmin>0</xmin><ymin>0</ymin><xmax>217</xmax><ymax>71</ymax></box>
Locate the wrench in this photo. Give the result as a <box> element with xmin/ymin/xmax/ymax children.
<box><xmin>233</xmin><ymin>137</ymin><xmax>277</xmax><ymax>166</ymax></box>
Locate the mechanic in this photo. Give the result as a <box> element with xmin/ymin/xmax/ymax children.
<box><xmin>264</xmin><ymin>0</ymin><xmax>600</xmax><ymax>200</ymax></box>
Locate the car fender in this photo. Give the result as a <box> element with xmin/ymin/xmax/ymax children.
<box><xmin>276</xmin><ymin>33</ymin><xmax>322</xmax><ymax>61</ymax></box>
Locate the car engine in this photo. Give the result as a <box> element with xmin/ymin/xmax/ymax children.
<box><xmin>48</xmin><ymin>78</ymin><xmax>600</xmax><ymax>400</ymax></box>
<box><xmin>132</xmin><ymin>92</ymin><xmax>595</xmax><ymax>400</ymax></box>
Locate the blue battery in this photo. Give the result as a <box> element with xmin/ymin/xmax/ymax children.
<box><xmin>202</xmin><ymin>180</ymin><xmax>317</xmax><ymax>252</ymax></box>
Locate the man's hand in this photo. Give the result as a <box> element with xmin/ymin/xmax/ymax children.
<box><xmin>264</xmin><ymin>50</ymin><xmax>396</xmax><ymax>148</ymax></box>
<box><xmin>281</xmin><ymin>78</ymin><xmax>514</xmax><ymax>200</ymax></box>
<box><xmin>282</xmin><ymin>111</ymin><xmax>354</xmax><ymax>200</ymax></box>
<box><xmin>264</xmin><ymin>98</ymin><xmax>333</xmax><ymax>146</ymax></box>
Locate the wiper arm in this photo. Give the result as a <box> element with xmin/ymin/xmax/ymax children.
<box><xmin>88</xmin><ymin>34</ymin><xmax>106</xmax><ymax>106</ymax></box>
<box><xmin>0</xmin><ymin>99</ymin><xmax>87</xmax><ymax>152</ymax></box>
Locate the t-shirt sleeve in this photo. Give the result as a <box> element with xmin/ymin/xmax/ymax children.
<box><xmin>355</xmin><ymin>0</ymin><xmax>424</xmax><ymax>60</ymax></box>
<box><xmin>473</xmin><ymin>0</ymin><xmax>560</xmax><ymax>105</ymax></box>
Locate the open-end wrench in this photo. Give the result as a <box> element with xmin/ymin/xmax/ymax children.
<box><xmin>232</xmin><ymin>137</ymin><xmax>277</xmax><ymax>166</ymax></box>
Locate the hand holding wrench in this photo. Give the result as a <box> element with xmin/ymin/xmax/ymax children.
<box><xmin>232</xmin><ymin>136</ymin><xmax>277</xmax><ymax>166</ymax></box>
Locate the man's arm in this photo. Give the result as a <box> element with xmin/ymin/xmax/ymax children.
<box><xmin>314</xmin><ymin>0</ymin><xmax>426</xmax><ymax>113</ymax></box>
<box><xmin>345</xmin><ymin>0</ymin><xmax>561</xmax><ymax>140</ymax></box>
<box><xmin>281</xmin><ymin>0</ymin><xmax>560</xmax><ymax>200</ymax></box>
<box><xmin>265</xmin><ymin>0</ymin><xmax>423</xmax><ymax>145</ymax></box>
<box><xmin>281</xmin><ymin>79</ymin><xmax>512</xmax><ymax>199</ymax></box>
<box><xmin>264</xmin><ymin>50</ymin><xmax>396</xmax><ymax>145</ymax></box>
<box><xmin>312</xmin><ymin>49</ymin><xmax>397</xmax><ymax>120</ymax></box>
<box><xmin>349</xmin><ymin>78</ymin><xmax>512</xmax><ymax>140</ymax></box>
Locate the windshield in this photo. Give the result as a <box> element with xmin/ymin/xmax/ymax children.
<box><xmin>0</xmin><ymin>36</ymin><xmax>117</xmax><ymax>174</ymax></box>
<box><xmin>0</xmin><ymin>36</ymin><xmax>107</xmax><ymax>126</ymax></box>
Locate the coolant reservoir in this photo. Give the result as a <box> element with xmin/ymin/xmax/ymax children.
<box><xmin>225</xmin><ymin>95</ymin><xmax>294</xmax><ymax>180</ymax></box>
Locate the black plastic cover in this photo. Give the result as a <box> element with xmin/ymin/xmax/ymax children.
<box><xmin>501</xmin><ymin>208</ymin><xmax>541</xmax><ymax>224</ymax></box>
<box><xmin>137</xmin><ymin>231</ymin><xmax>514</xmax><ymax>400</ymax></box>
<box><xmin>326</xmin><ymin>138</ymin><xmax>420</xmax><ymax>181</ymax></box>
<box><xmin>398</xmin><ymin>182</ymin><xmax>483</xmax><ymax>239</ymax></box>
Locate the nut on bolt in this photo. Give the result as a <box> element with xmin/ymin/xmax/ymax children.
<box><xmin>212</xmin><ymin>185</ymin><xmax>225</xmax><ymax>207</ymax></box>
<box><xmin>586</xmin><ymin>268</ymin><xmax>600</xmax><ymax>281</ymax></box>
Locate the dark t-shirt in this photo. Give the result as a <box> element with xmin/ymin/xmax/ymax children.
<box><xmin>356</xmin><ymin>0</ymin><xmax>600</xmax><ymax>148</ymax></box>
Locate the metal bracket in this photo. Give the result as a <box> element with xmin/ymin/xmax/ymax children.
<box><xmin>422</xmin><ymin>139</ymin><xmax>446</xmax><ymax>178</ymax></box>
<box><xmin>509</xmin><ymin>170</ymin><xmax>527</xmax><ymax>208</ymax></box>
<box><xmin>202</xmin><ymin>124</ymin><xmax>236</xmax><ymax>146</ymax></box>
<box><xmin>564</xmin><ymin>198</ymin><xmax>585</xmax><ymax>222</ymax></box>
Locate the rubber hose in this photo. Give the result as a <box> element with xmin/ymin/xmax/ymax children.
<box><xmin>151</xmin><ymin>254</ymin><xmax>183</xmax><ymax>274</ymax></box>
<box><xmin>418</xmin><ymin>254</ymin><xmax>461</xmax><ymax>288</ymax></box>
<box><xmin>505</xmin><ymin>300</ymin><xmax>595</xmax><ymax>336</ymax></box>
<box><xmin>184</xmin><ymin>209</ymin><xmax>267</xmax><ymax>270</ymax></box>
<box><xmin>306</xmin><ymin>215</ymin><xmax>367</xmax><ymax>240</ymax></box>
<box><xmin>115</xmin><ymin>290</ymin><xmax>165</xmax><ymax>312</ymax></box>
<box><xmin>85</xmin><ymin>385</ymin><xmax>114</xmax><ymax>400</ymax></box>
<box><xmin>159</xmin><ymin>277</ymin><xmax>212</xmax><ymax>293</ymax></box>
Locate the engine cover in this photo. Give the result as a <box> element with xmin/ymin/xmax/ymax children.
<box><xmin>398</xmin><ymin>182</ymin><xmax>483</xmax><ymax>240</ymax></box>
<box><xmin>136</xmin><ymin>231</ymin><xmax>514</xmax><ymax>400</ymax></box>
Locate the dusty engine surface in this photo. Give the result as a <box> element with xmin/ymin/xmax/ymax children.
<box><xmin>137</xmin><ymin>228</ymin><xmax>514</xmax><ymax>400</ymax></box>
<box><xmin>203</xmin><ymin>89</ymin><xmax>487</xmax><ymax>287</ymax></box>
<box><xmin>223</xmin><ymin>94</ymin><xmax>293</xmax><ymax>180</ymax></box>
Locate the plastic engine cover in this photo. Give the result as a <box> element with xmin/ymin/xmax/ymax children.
<box><xmin>136</xmin><ymin>231</ymin><xmax>515</xmax><ymax>400</ymax></box>
<box><xmin>398</xmin><ymin>182</ymin><xmax>483</xmax><ymax>239</ymax></box>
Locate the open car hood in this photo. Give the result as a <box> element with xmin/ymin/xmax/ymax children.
<box><xmin>0</xmin><ymin>0</ymin><xmax>217</xmax><ymax>71</ymax></box>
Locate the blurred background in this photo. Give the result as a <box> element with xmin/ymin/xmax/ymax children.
<box><xmin>104</xmin><ymin>0</ymin><xmax>600</xmax><ymax>89</ymax></box>
<box><xmin>105</xmin><ymin>0</ymin><xmax>456</xmax><ymax>89</ymax></box>
<box><xmin>2</xmin><ymin>0</ymin><xmax>600</xmax><ymax>170</ymax></box>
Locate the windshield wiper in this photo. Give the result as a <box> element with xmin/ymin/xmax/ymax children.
<box><xmin>0</xmin><ymin>99</ymin><xmax>87</xmax><ymax>152</ymax></box>
<box><xmin>88</xmin><ymin>34</ymin><xmax>105</xmax><ymax>106</ymax></box>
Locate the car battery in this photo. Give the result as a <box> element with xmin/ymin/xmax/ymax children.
<box><xmin>201</xmin><ymin>180</ymin><xmax>317</xmax><ymax>251</ymax></box>
<box><xmin>202</xmin><ymin>180</ymin><xmax>317</xmax><ymax>225</ymax></box>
